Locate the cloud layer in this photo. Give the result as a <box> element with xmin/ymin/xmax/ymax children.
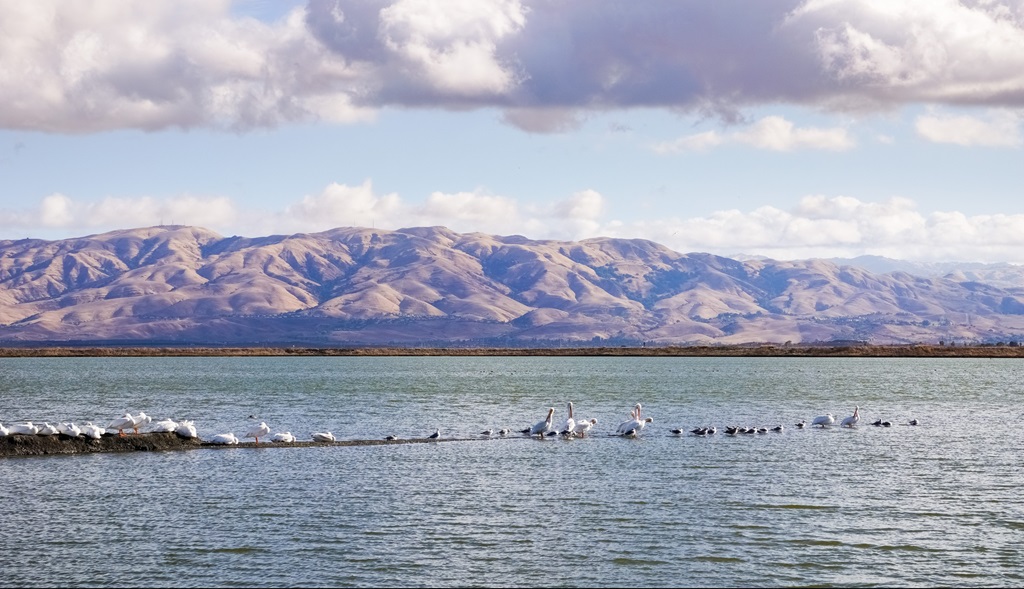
<box><xmin>5</xmin><ymin>186</ymin><xmax>1024</xmax><ymax>264</ymax></box>
<box><xmin>6</xmin><ymin>0</ymin><xmax>1024</xmax><ymax>132</ymax></box>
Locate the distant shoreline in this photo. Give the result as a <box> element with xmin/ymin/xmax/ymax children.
<box><xmin>2</xmin><ymin>344</ymin><xmax>1024</xmax><ymax>358</ymax></box>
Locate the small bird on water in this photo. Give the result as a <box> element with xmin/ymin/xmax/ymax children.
<box><xmin>428</xmin><ymin>429</ymin><xmax>440</xmax><ymax>439</ymax></box>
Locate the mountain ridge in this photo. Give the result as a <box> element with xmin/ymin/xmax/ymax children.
<box><xmin>2</xmin><ymin>225</ymin><xmax>1023</xmax><ymax>346</ymax></box>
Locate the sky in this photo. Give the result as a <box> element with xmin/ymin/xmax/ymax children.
<box><xmin>2</xmin><ymin>0</ymin><xmax>1024</xmax><ymax>263</ymax></box>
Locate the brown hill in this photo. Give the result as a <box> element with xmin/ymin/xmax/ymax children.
<box><xmin>2</xmin><ymin>225</ymin><xmax>1024</xmax><ymax>345</ymax></box>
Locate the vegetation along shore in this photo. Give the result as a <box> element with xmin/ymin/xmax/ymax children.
<box><xmin>2</xmin><ymin>343</ymin><xmax>1024</xmax><ymax>358</ymax></box>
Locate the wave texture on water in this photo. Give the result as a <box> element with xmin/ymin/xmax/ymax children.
<box><xmin>2</xmin><ymin>356</ymin><xmax>1024</xmax><ymax>587</ymax></box>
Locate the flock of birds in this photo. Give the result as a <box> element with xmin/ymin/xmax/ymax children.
<box><xmin>1</xmin><ymin>403</ymin><xmax>922</xmax><ymax>447</ymax></box>
<box><xmin>0</xmin><ymin>412</ymin><xmax>201</xmax><ymax>440</ymax></box>
<box><xmin>514</xmin><ymin>402</ymin><xmax>919</xmax><ymax>440</ymax></box>
<box><xmin>0</xmin><ymin>412</ymin><xmax>335</xmax><ymax>445</ymax></box>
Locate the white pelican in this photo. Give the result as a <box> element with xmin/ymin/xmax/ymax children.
<box><xmin>8</xmin><ymin>422</ymin><xmax>39</xmax><ymax>435</ymax></box>
<box><xmin>132</xmin><ymin>412</ymin><xmax>151</xmax><ymax>434</ymax></box>
<box><xmin>245</xmin><ymin>421</ymin><xmax>271</xmax><ymax>444</ymax></box>
<box><xmin>210</xmin><ymin>433</ymin><xmax>239</xmax><ymax>445</ymax></box>
<box><xmin>428</xmin><ymin>429</ymin><xmax>440</xmax><ymax>439</ymax></box>
<box><xmin>528</xmin><ymin>408</ymin><xmax>555</xmax><ymax>437</ymax></box>
<box><xmin>81</xmin><ymin>422</ymin><xmax>105</xmax><ymax>439</ymax></box>
<box><xmin>57</xmin><ymin>422</ymin><xmax>82</xmax><ymax>437</ymax></box>
<box><xmin>271</xmin><ymin>431</ymin><xmax>296</xmax><ymax>443</ymax></box>
<box><xmin>811</xmin><ymin>413</ymin><xmax>835</xmax><ymax>428</ymax></box>
<box><xmin>841</xmin><ymin>406</ymin><xmax>860</xmax><ymax>428</ymax></box>
<box><xmin>311</xmin><ymin>431</ymin><xmax>336</xmax><ymax>442</ymax></box>
<box><xmin>149</xmin><ymin>418</ymin><xmax>177</xmax><ymax>433</ymax></box>
<box><xmin>0</xmin><ymin>422</ymin><xmax>8</xmax><ymax>436</ymax></box>
<box><xmin>175</xmin><ymin>420</ymin><xmax>198</xmax><ymax>439</ymax></box>
<box><xmin>560</xmin><ymin>402</ymin><xmax>576</xmax><ymax>436</ymax></box>
<box><xmin>37</xmin><ymin>422</ymin><xmax>59</xmax><ymax>436</ymax></box>
<box><xmin>574</xmin><ymin>418</ymin><xmax>597</xmax><ymax>437</ymax></box>
<box><xmin>617</xmin><ymin>404</ymin><xmax>653</xmax><ymax>435</ymax></box>
<box><xmin>108</xmin><ymin>413</ymin><xmax>136</xmax><ymax>437</ymax></box>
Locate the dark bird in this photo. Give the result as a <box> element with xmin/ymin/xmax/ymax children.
<box><xmin>428</xmin><ymin>429</ymin><xmax>440</xmax><ymax>439</ymax></box>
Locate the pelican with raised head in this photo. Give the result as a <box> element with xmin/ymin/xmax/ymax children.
<box><xmin>841</xmin><ymin>406</ymin><xmax>861</xmax><ymax>428</ymax></box>
<box><xmin>617</xmin><ymin>403</ymin><xmax>653</xmax><ymax>435</ymax></box>
<box><xmin>529</xmin><ymin>408</ymin><xmax>555</xmax><ymax>437</ymax></box>
<box><xmin>560</xmin><ymin>402</ymin><xmax>576</xmax><ymax>437</ymax></box>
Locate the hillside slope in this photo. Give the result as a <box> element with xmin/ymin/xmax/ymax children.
<box><xmin>2</xmin><ymin>225</ymin><xmax>1023</xmax><ymax>345</ymax></box>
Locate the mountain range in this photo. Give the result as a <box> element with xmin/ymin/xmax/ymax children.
<box><xmin>2</xmin><ymin>225</ymin><xmax>1023</xmax><ymax>346</ymax></box>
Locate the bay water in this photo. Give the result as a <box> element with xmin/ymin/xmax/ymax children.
<box><xmin>2</xmin><ymin>356</ymin><xmax>1022</xmax><ymax>587</ymax></box>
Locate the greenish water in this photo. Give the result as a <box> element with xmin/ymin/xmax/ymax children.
<box><xmin>1</xmin><ymin>356</ymin><xmax>1022</xmax><ymax>587</ymax></box>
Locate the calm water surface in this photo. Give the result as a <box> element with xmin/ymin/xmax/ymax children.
<box><xmin>2</xmin><ymin>356</ymin><xmax>1023</xmax><ymax>587</ymax></box>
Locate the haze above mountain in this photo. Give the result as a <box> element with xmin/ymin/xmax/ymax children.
<box><xmin>2</xmin><ymin>225</ymin><xmax>1023</xmax><ymax>346</ymax></box>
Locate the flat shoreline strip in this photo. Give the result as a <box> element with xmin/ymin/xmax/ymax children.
<box><xmin>2</xmin><ymin>344</ymin><xmax>1024</xmax><ymax>358</ymax></box>
<box><xmin>0</xmin><ymin>431</ymin><xmax>480</xmax><ymax>458</ymax></box>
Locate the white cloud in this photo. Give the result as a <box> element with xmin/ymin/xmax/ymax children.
<box><xmin>734</xmin><ymin>116</ymin><xmax>855</xmax><ymax>150</ymax></box>
<box><xmin>284</xmin><ymin>180</ymin><xmax>403</xmax><ymax>230</ymax></box>
<box><xmin>0</xmin><ymin>0</ymin><xmax>374</xmax><ymax>132</ymax></box>
<box><xmin>0</xmin><ymin>192</ymin><xmax>237</xmax><ymax>231</ymax></box>
<box><xmin>620</xmin><ymin>194</ymin><xmax>1024</xmax><ymax>263</ymax></box>
<box><xmin>914</xmin><ymin>109</ymin><xmax>1023</xmax><ymax>146</ymax></box>
<box><xmin>652</xmin><ymin>130</ymin><xmax>724</xmax><ymax>153</ymax></box>
<box><xmin>378</xmin><ymin>0</ymin><xmax>526</xmax><ymax>96</ymax></box>
<box><xmin>653</xmin><ymin>116</ymin><xmax>854</xmax><ymax>153</ymax></box>
<box><xmin>7</xmin><ymin>1</ymin><xmax>1024</xmax><ymax>132</ymax></box>
<box><xmin>8</xmin><ymin>188</ymin><xmax>1024</xmax><ymax>263</ymax></box>
<box><xmin>798</xmin><ymin>0</ymin><xmax>1024</xmax><ymax>107</ymax></box>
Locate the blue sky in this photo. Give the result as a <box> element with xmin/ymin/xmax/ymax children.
<box><xmin>2</xmin><ymin>0</ymin><xmax>1024</xmax><ymax>263</ymax></box>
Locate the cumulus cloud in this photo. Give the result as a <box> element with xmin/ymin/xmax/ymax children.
<box><xmin>7</xmin><ymin>1</ymin><xmax>1024</xmax><ymax>132</ymax></box>
<box><xmin>915</xmin><ymin>108</ymin><xmax>1023</xmax><ymax>146</ymax></box>
<box><xmin>0</xmin><ymin>0</ymin><xmax>374</xmax><ymax>132</ymax></box>
<box><xmin>6</xmin><ymin>188</ymin><xmax>1024</xmax><ymax>263</ymax></box>
<box><xmin>653</xmin><ymin>116</ymin><xmax>854</xmax><ymax>152</ymax></box>
<box><xmin>615</xmin><ymin>195</ymin><xmax>1024</xmax><ymax>263</ymax></box>
<box><xmin>799</xmin><ymin>0</ymin><xmax>1024</xmax><ymax>108</ymax></box>
<box><xmin>0</xmin><ymin>192</ymin><xmax>238</xmax><ymax>232</ymax></box>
